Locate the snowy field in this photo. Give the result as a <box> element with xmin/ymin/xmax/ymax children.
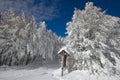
<box><xmin>0</xmin><ymin>64</ymin><xmax>120</xmax><ymax>80</ymax></box>
<box><xmin>55</xmin><ymin>70</ymin><xmax>120</xmax><ymax>80</ymax></box>
<box><xmin>0</xmin><ymin>64</ymin><xmax>60</xmax><ymax>80</ymax></box>
<box><xmin>0</xmin><ymin>67</ymin><xmax>53</xmax><ymax>80</ymax></box>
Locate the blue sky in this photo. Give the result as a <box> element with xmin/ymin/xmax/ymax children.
<box><xmin>0</xmin><ymin>0</ymin><xmax>120</xmax><ymax>36</ymax></box>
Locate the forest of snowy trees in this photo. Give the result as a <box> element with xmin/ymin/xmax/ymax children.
<box><xmin>0</xmin><ymin>2</ymin><xmax>120</xmax><ymax>77</ymax></box>
<box><xmin>65</xmin><ymin>2</ymin><xmax>120</xmax><ymax>75</ymax></box>
<box><xmin>0</xmin><ymin>8</ymin><xmax>62</xmax><ymax>66</ymax></box>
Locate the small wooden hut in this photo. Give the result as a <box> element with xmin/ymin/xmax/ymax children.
<box><xmin>58</xmin><ymin>47</ymin><xmax>70</xmax><ymax>76</ymax></box>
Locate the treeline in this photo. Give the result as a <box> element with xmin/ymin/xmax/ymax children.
<box><xmin>0</xmin><ymin>8</ymin><xmax>62</xmax><ymax>66</ymax></box>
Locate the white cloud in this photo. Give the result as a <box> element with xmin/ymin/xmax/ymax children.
<box><xmin>0</xmin><ymin>0</ymin><xmax>60</xmax><ymax>20</ymax></box>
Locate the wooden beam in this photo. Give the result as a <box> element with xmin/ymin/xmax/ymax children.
<box><xmin>61</xmin><ymin>67</ymin><xmax>64</xmax><ymax>76</ymax></box>
<box><xmin>61</xmin><ymin>55</ymin><xmax>67</xmax><ymax>76</ymax></box>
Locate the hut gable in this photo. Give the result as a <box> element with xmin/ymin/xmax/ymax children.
<box><xmin>58</xmin><ymin>47</ymin><xmax>70</xmax><ymax>56</ymax></box>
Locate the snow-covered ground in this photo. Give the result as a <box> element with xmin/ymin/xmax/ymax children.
<box><xmin>0</xmin><ymin>64</ymin><xmax>120</xmax><ymax>80</ymax></box>
<box><xmin>0</xmin><ymin>64</ymin><xmax>60</xmax><ymax>80</ymax></box>
<box><xmin>53</xmin><ymin>69</ymin><xmax>120</xmax><ymax>80</ymax></box>
<box><xmin>0</xmin><ymin>68</ymin><xmax>52</xmax><ymax>80</ymax></box>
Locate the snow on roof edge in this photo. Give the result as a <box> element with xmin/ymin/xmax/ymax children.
<box><xmin>58</xmin><ymin>46</ymin><xmax>70</xmax><ymax>55</ymax></box>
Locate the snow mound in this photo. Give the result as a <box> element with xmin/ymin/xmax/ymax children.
<box><xmin>53</xmin><ymin>70</ymin><xmax>120</xmax><ymax>80</ymax></box>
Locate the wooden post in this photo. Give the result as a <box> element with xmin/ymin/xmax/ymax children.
<box><xmin>61</xmin><ymin>56</ymin><xmax>64</xmax><ymax>76</ymax></box>
<box><xmin>61</xmin><ymin>67</ymin><xmax>64</xmax><ymax>76</ymax></box>
<box><xmin>61</xmin><ymin>55</ymin><xmax>67</xmax><ymax>76</ymax></box>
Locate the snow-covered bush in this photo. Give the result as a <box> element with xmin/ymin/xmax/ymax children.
<box><xmin>65</xmin><ymin>2</ymin><xmax>120</xmax><ymax>75</ymax></box>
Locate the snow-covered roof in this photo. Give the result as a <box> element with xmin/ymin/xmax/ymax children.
<box><xmin>58</xmin><ymin>46</ymin><xmax>70</xmax><ymax>56</ymax></box>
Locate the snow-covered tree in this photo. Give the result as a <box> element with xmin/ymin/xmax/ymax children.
<box><xmin>34</xmin><ymin>22</ymin><xmax>62</xmax><ymax>64</ymax></box>
<box><xmin>0</xmin><ymin>8</ymin><xmax>62</xmax><ymax>66</ymax></box>
<box><xmin>0</xmin><ymin>8</ymin><xmax>20</xmax><ymax>66</ymax></box>
<box><xmin>65</xmin><ymin>2</ymin><xmax>120</xmax><ymax>75</ymax></box>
